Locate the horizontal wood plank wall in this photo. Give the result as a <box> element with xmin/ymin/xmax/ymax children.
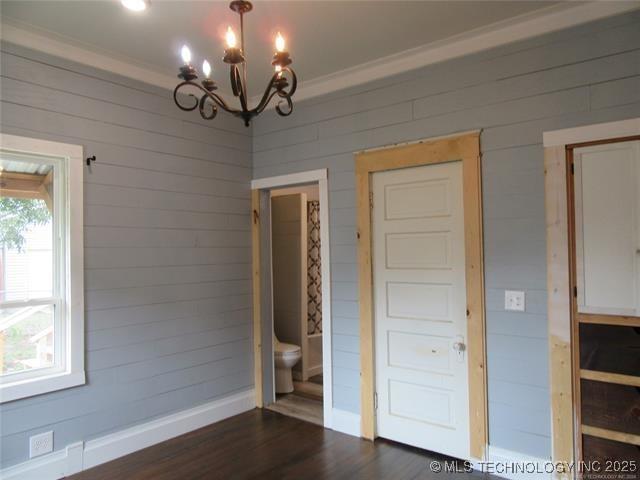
<box><xmin>251</xmin><ymin>10</ymin><xmax>640</xmax><ymax>459</ymax></box>
<box><xmin>0</xmin><ymin>42</ymin><xmax>253</xmax><ymax>468</ymax></box>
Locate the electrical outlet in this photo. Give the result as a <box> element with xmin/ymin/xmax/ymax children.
<box><xmin>29</xmin><ymin>431</ymin><xmax>53</xmax><ymax>458</ymax></box>
<box><xmin>505</xmin><ymin>290</ymin><xmax>525</xmax><ymax>312</ymax></box>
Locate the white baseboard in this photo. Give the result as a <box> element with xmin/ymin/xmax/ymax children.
<box><xmin>330</xmin><ymin>408</ymin><xmax>361</xmax><ymax>437</ymax></box>
<box><xmin>472</xmin><ymin>446</ymin><xmax>551</xmax><ymax>480</ymax></box>
<box><xmin>1</xmin><ymin>389</ymin><xmax>255</xmax><ymax>480</ymax></box>
<box><xmin>0</xmin><ymin>448</ymin><xmax>69</xmax><ymax>480</ymax></box>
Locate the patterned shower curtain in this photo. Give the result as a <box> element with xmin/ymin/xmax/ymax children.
<box><xmin>307</xmin><ymin>201</ymin><xmax>322</xmax><ymax>335</ymax></box>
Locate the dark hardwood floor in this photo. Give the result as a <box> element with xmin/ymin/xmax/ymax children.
<box><xmin>68</xmin><ymin>409</ymin><xmax>495</xmax><ymax>479</ymax></box>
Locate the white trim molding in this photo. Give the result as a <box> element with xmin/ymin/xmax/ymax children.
<box><xmin>331</xmin><ymin>409</ymin><xmax>361</xmax><ymax>438</ymax></box>
<box><xmin>251</xmin><ymin>168</ymin><xmax>333</xmax><ymax>430</ymax></box>
<box><xmin>2</xmin><ymin>3</ymin><xmax>638</xmax><ymax>103</ymax></box>
<box><xmin>0</xmin><ymin>21</ymin><xmax>178</xmax><ymax>91</ymax></box>
<box><xmin>251</xmin><ymin>169</ymin><xmax>327</xmax><ymax>190</ymax></box>
<box><xmin>543</xmin><ymin>118</ymin><xmax>640</xmax><ymax>147</ymax></box>
<box><xmin>280</xmin><ymin>2</ymin><xmax>640</xmax><ymax>104</ymax></box>
<box><xmin>0</xmin><ymin>389</ymin><xmax>255</xmax><ymax>480</ymax></box>
<box><xmin>0</xmin><ymin>134</ymin><xmax>85</xmax><ymax>403</ymax></box>
<box><xmin>318</xmin><ymin>175</ymin><xmax>332</xmax><ymax>429</ymax></box>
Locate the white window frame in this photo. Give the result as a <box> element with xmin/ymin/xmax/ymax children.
<box><xmin>0</xmin><ymin>133</ymin><xmax>85</xmax><ymax>403</ymax></box>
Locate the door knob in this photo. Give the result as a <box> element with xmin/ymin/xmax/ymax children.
<box><xmin>453</xmin><ymin>336</ymin><xmax>466</xmax><ymax>363</ymax></box>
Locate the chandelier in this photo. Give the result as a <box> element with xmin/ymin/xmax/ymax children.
<box><xmin>173</xmin><ymin>0</ymin><xmax>297</xmax><ymax>127</ymax></box>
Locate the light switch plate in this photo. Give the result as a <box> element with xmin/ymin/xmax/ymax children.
<box><xmin>505</xmin><ymin>290</ymin><xmax>525</xmax><ymax>312</ymax></box>
<box><xmin>29</xmin><ymin>431</ymin><xmax>53</xmax><ymax>458</ymax></box>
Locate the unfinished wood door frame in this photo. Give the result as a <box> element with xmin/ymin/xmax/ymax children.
<box><xmin>355</xmin><ymin>131</ymin><xmax>487</xmax><ymax>461</ymax></box>
<box><xmin>543</xmin><ymin>118</ymin><xmax>640</xmax><ymax>476</ymax></box>
<box><xmin>250</xmin><ymin>169</ymin><xmax>333</xmax><ymax>429</ymax></box>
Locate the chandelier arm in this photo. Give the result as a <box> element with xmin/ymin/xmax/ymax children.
<box><xmin>253</xmin><ymin>89</ymin><xmax>282</xmax><ymax>116</ymax></box>
<box><xmin>235</xmin><ymin>66</ymin><xmax>249</xmax><ymax>113</ymax></box>
<box><xmin>257</xmin><ymin>67</ymin><xmax>297</xmax><ymax>116</ymax></box>
<box><xmin>174</xmin><ymin>80</ymin><xmax>243</xmax><ymax>117</ymax></box>
<box><xmin>198</xmin><ymin>94</ymin><xmax>218</xmax><ymax>120</ymax></box>
<box><xmin>275</xmin><ymin>95</ymin><xmax>294</xmax><ymax>117</ymax></box>
<box><xmin>206</xmin><ymin>89</ymin><xmax>238</xmax><ymax>114</ymax></box>
<box><xmin>173</xmin><ymin>82</ymin><xmax>200</xmax><ymax>112</ymax></box>
<box><xmin>279</xmin><ymin>67</ymin><xmax>297</xmax><ymax>98</ymax></box>
<box><xmin>253</xmin><ymin>66</ymin><xmax>297</xmax><ymax>114</ymax></box>
<box><xmin>229</xmin><ymin>65</ymin><xmax>241</xmax><ymax>97</ymax></box>
<box><xmin>252</xmin><ymin>74</ymin><xmax>281</xmax><ymax>113</ymax></box>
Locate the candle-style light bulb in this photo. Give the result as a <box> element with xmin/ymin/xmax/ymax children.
<box><xmin>121</xmin><ymin>0</ymin><xmax>148</xmax><ymax>12</ymax></box>
<box><xmin>202</xmin><ymin>60</ymin><xmax>211</xmax><ymax>78</ymax></box>
<box><xmin>275</xmin><ymin>32</ymin><xmax>285</xmax><ymax>53</ymax></box>
<box><xmin>181</xmin><ymin>45</ymin><xmax>192</xmax><ymax>65</ymax></box>
<box><xmin>226</xmin><ymin>27</ymin><xmax>237</xmax><ymax>49</ymax></box>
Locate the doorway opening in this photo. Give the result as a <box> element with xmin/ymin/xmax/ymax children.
<box><xmin>251</xmin><ymin>169</ymin><xmax>333</xmax><ymax>429</ymax></box>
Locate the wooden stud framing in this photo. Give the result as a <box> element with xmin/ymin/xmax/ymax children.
<box><xmin>251</xmin><ymin>190</ymin><xmax>263</xmax><ymax>408</ymax></box>
<box><xmin>578</xmin><ymin>314</ymin><xmax>640</xmax><ymax>328</ymax></box>
<box><xmin>580</xmin><ymin>369</ymin><xmax>640</xmax><ymax>388</ymax></box>
<box><xmin>565</xmin><ymin>146</ymin><xmax>584</xmax><ymax>465</ymax></box>
<box><xmin>544</xmin><ymin>121</ymin><xmax>640</xmax><ymax>476</ymax></box>
<box><xmin>544</xmin><ymin>145</ymin><xmax>575</xmax><ymax>476</ymax></box>
<box><xmin>582</xmin><ymin>425</ymin><xmax>640</xmax><ymax>446</ymax></box>
<box><xmin>545</xmin><ymin>144</ymin><xmax>639</xmax><ymax>474</ymax></box>
<box><xmin>355</xmin><ymin>132</ymin><xmax>487</xmax><ymax>460</ymax></box>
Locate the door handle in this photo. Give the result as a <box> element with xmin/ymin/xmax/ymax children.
<box><xmin>453</xmin><ymin>336</ymin><xmax>466</xmax><ymax>363</ymax></box>
<box><xmin>453</xmin><ymin>342</ymin><xmax>466</xmax><ymax>352</ymax></box>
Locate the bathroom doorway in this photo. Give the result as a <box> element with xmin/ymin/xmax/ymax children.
<box><xmin>251</xmin><ymin>170</ymin><xmax>333</xmax><ymax>428</ymax></box>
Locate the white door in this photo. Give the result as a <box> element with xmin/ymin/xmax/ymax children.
<box><xmin>373</xmin><ymin>161</ymin><xmax>469</xmax><ymax>460</ymax></box>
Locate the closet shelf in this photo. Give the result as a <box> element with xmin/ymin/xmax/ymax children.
<box><xmin>580</xmin><ymin>369</ymin><xmax>640</xmax><ymax>387</ymax></box>
<box><xmin>582</xmin><ymin>425</ymin><xmax>640</xmax><ymax>447</ymax></box>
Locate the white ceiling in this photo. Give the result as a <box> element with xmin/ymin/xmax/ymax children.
<box><xmin>0</xmin><ymin>0</ymin><xmax>569</xmax><ymax>97</ymax></box>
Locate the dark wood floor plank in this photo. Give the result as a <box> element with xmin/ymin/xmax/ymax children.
<box><xmin>67</xmin><ymin>409</ymin><xmax>498</xmax><ymax>479</ymax></box>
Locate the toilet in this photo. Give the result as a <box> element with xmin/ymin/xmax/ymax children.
<box><xmin>274</xmin><ymin>335</ymin><xmax>302</xmax><ymax>394</ymax></box>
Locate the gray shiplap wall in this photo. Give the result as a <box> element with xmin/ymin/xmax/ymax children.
<box><xmin>252</xmin><ymin>11</ymin><xmax>640</xmax><ymax>459</ymax></box>
<box><xmin>0</xmin><ymin>42</ymin><xmax>253</xmax><ymax>468</ymax></box>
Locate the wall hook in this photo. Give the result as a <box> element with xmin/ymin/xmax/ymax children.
<box><xmin>86</xmin><ymin>155</ymin><xmax>96</xmax><ymax>166</ymax></box>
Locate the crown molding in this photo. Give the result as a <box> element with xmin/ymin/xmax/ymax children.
<box><xmin>262</xmin><ymin>1</ymin><xmax>640</xmax><ymax>105</ymax></box>
<box><xmin>0</xmin><ymin>21</ymin><xmax>179</xmax><ymax>91</ymax></box>
<box><xmin>1</xmin><ymin>2</ymin><xmax>638</xmax><ymax>104</ymax></box>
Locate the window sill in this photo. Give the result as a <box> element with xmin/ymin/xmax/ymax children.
<box><xmin>0</xmin><ymin>370</ymin><xmax>86</xmax><ymax>403</ymax></box>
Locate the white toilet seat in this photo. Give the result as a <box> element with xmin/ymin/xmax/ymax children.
<box><xmin>275</xmin><ymin>342</ymin><xmax>300</xmax><ymax>357</ymax></box>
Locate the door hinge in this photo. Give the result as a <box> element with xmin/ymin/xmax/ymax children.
<box><xmin>369</xmin><ymin>191</ymin><xmax>374</xmax><ymax>210</ymax></box>
<box><xmin>570</xmin><ymin>162</ymin><xmax>575</xmax><ymax>175</ymax></box>
<box><xmin>573</xmin><ymin>286</ymin><xmax>577</xmax><ymax>298</ymax></box>
<box><xmin>374</xmin><ymin>392</ymin><xmax>378</xmax><ymax>410</ymax></box>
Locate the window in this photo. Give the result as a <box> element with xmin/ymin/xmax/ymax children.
<box><xmin>0</xmin><ymin>134</ymin><xmax>84</xmax><ymax>402</ymax></box>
